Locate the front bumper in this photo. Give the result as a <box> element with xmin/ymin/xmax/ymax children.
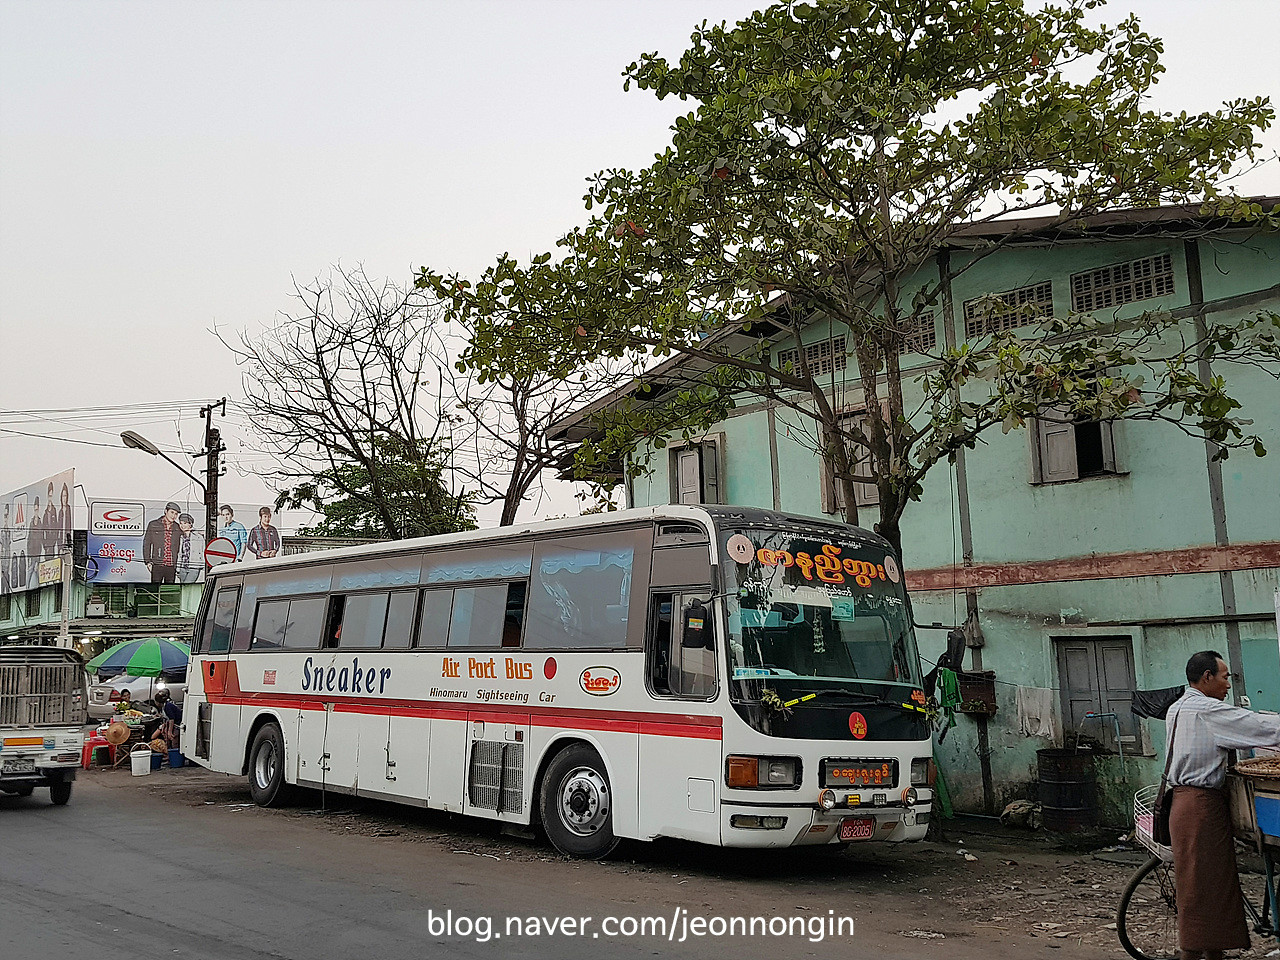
<box><xmin>721</xmin><ymin>800</ymin><xmax>931</xmax><ymax>847</ymax></box>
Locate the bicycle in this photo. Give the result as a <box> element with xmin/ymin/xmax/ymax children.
<box><xmin>1116</xmin><ymin>776</ymin><xmax>1280</xmax><ymax>960</ymax></box>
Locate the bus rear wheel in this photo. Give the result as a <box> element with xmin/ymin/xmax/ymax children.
<box><xmin>248</xmin><ymin>723</ymin><xmax>292</xmax><ymax>807</ymax></box>
<box><xmin>539</xmin><ymin>744</ymin><xmax>619</xmax><ymax>860</ymax></box>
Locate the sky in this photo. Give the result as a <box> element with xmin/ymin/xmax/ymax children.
<box><xmin>2</xmin><ymin>0</ymin><xmax>1277</xmax><ymax>529</ymax></box>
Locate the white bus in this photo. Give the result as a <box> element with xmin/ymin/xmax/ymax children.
<box><xmin>182</xmin><ymin>506</ymin><xmax>933</xmax><ymax>858</ymax></box>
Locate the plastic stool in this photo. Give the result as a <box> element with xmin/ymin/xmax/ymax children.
<box><xmin>82</xmin><ymin>735</ymin><xmax>111</xmax><ymax>769</ymax></box>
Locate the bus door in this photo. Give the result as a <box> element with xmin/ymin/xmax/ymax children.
<box><xmin>638</xmin><ymin>587</ymin><xmax>722</xmax><ymax>845</ymax></box>
<box><xmin>354</xmin><ymin>589</ymin><xmax>419</xmax><ymax>798</ymax></box>
<box><xmin>296</xmin><ymin>595</ymin><xmax>362</xmax><ymax>791</ymax></box>
<box><xmin>188</xmin><ymin>576</ymin><xmax>244</xmax><ymax>770</ymax></box>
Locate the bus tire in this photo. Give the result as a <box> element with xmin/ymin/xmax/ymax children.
<box><xmin>539</xmin><ymin>744</ymin><xmax>620</xmax><ymax>860</ymax></box>
<box><xmin>49</xmin><ymin>782</ymin><xmax>71</xmax><ymax>805</ymax></box>
<box><xmin>247</xmin><ymin>723</ymin><xmax>291</xmax><ymax>807</ymax></box>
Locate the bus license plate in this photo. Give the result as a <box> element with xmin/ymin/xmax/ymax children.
<box><xmin>2</xmin><ymin>758</ymin><xmax>36</xmax><ymax>774</ymax></box>
<box><xmin>839</xmin><ymin>817</ymin><xmax>875</xmax><ymax>841</ymax></box>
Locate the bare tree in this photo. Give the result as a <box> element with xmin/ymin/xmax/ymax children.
<box><xmin>226</xmin><ymin>265</ymin><xmax>626</xmax><ymax>532</ymax></box>
<box><xmin>222</xmin><ymin>265</ymin><xmax>473</xmax><ymax>539</ymax></box>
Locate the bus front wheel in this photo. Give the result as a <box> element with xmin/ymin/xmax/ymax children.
<box><xmin>539</xmin><ymin>744</ymin><xmax>620</xmax><ymax>860</ymax></box>
<box><xmin>248</xmin><ymin>723</ymin><xmax>292</xmax><ymax>807</ymax></box>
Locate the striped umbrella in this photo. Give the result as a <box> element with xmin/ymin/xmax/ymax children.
<box><xmin>84</xmin><ymin>637</ymin><xmax>191</xmax><ymax>677</ymax></box>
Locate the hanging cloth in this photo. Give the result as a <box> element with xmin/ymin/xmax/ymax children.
<box><xmin>935</xmin><ymin>667</ymin><xmax>961</xmax><ymax>742</ymax></box>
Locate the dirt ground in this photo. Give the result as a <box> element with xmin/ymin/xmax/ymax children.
<box><xmin>77</xmin><ymin>760</ymin><xmax>1226</xmax><ymax>959</ymax></box>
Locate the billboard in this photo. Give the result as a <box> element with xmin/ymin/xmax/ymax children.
<box><xmin>1</xmin><ymin>468</ymin><xmax>75</xmax><ymax>596</ymax></box>
<box><xmin>86</xmin><ymin>499</ymin><xmax>286</xmax><ymax>584</ymax></box>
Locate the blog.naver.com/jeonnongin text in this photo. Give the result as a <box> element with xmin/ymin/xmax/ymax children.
<box><xmin>422</xmin><ymin>908</ymin><xmax>856</xmax><ymax>944</ymax></box>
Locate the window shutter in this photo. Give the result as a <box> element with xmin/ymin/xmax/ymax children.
<box><xmin>1056</xmin><ymin>640</ymin><xmax>1100</xmax><ymax>734</ymax></box>
<box><xmin>1097</xmin><ymin>640</ymin><xmax>1138</xmax><ymax>745</ymax></box>
<box><xmin>1099</xmin><ymin>420</ymin><xmax>1118</xmax><ymax>474</ymax></box>
<box><xmin>701</xmin><ymin>441</ymin><xmax>720</xmax><ymax>505</ymax></box>
<box><xmin>675</xmin><ymin>448</ymin><xmax>702</xmax><ymax>505</ymax></box>
<box><xmin>1037</xmin><ymin>408</ymin><xmax>1078</xmax><ymax>482</ymax></box>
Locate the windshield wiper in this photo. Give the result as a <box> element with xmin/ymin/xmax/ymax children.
<box><xmin>781</xmin><ymin>689</ymin><xmax>928</xmax><ymax>715</ymax></box>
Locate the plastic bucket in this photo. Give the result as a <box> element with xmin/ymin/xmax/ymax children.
<box><xmin>150</xmin><ymin>752</ymin><xmax>163</xmax><ymax>770</ymax></box>
<box><xmin>168</xmin><ymin>750</ymin><xmax>185</xmax><ymax>769</ymax></box>
<box><xmin>130</xmin><ymin>746</ymin><xmax>152</xmax><ymax>777</ymax></box>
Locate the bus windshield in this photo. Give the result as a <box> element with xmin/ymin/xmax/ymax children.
<box><xmin>718</xmin><ymin>527</ymin><xmax>922</xmax><ymax>697</ymax></box>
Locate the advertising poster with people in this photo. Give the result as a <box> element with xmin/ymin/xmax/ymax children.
<box><xmin>1</xmin><ymin>468</ymin><xmax>75</xmax><ymax>596</ymax></box>
<box><xmin>86</xmin><ymin>499</ymin><xmax>286</xmax><ymax>584</ymax></box>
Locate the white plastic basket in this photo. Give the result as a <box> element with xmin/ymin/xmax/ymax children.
<box><xmin>1134</xmin><ymin>784</ymin><xmax>1173</xmax><ymax>862</ymax></box>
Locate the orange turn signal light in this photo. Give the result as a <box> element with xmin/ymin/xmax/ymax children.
<box><xmin>726</xmin><ymin>756</ymin><xmax>759</xmax><ymax>788</ymax></box>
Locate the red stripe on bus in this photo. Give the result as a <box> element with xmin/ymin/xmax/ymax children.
<box><xmin>206</xmin><ymin>690</ymin><xmax>723</xmax><ymax>740</ymax></box>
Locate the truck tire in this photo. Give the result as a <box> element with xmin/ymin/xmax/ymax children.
<box><xmin>248</xmin><ymin>723</ymin><xmax>292</xmax><ymax>807</ymax></box>
<box><xmin>50</xmin><ymin>781</ymin><xmax>72</xmax><ymax>805</ymax></box>
<box><xmin>539</xmin><ymin>744</ymin><xmax>620</xmax><ymax>860</ymax></box>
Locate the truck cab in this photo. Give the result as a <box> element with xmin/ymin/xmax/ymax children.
<box><xmin>0</xmin><ymin>645</ymin><xmax>88</xmax><ymax>804</ymax></box>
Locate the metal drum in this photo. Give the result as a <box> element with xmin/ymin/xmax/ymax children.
<box><xmin>1038</xmin><ymin>749</ymin><xmax>1098</xmax><ymax>833</ymax></box>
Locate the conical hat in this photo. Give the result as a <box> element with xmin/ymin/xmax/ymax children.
<box><xmin>105</xmin><ymin>721</ymin><xmax>131</xmax><ymax>745</ymax></box>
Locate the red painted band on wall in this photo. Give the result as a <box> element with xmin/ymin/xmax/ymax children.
<box><xmin>907</xmin><ymin>541</ymin><xmax>1280</xmax><ymax>592</ymax></box>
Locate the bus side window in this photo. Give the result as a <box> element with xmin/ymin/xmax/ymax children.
<box><xmin>647</xmin><ymin>594</ymin><xmax>674</xmax><ymax>695</ymax></box>
<box><xmin>503</xmin><ymin>582</ymin><xmax>528</xmax><ymax>648</ymax></box>
<box><xmin>323</xmin><ymin>596</ymin><xmax>345</xmax><ymax>649</ymax></box>
<box><xmin>649</xmin><ymin>591</ymin><xmax>716</xmax><ymax>699</ymax></box>
<box><xmin>415</xmin><ymin>589</ymin><xmax>453</xmax><ymax>648</ymax></box>
<box><xmin>383</xmin><ymin>590</ymin><xmax>419</xmax><ymax>649</ymax></box>
<box><xmin>207</xmin><ymin>587</ymin><xmax>241</xmax><ymax>654</ymax></box>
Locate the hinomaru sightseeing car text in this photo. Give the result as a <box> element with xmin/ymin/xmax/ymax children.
<box><xmin>181</xmin><ymin>506</ymin><xmax>934</xmax><ymax>858</ymax></box>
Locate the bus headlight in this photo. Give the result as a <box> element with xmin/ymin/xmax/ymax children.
<box><xmin>725</xmin><ymin>756</ymin><xmax>800</xmax><ymax>789</ymax></box>
<box><xmin>901</xmin><ymin>787</ymin><xmax>918</xmax><ymax>807</ymax></box>
<box><xmin>819</xmin><ymin>789</ymin><xmax>836</xmax><ymax>811</ymax></box>
<box><xmin>910</xmin><ymin>757</ymin><xmax>935</xmax><ymax>787</ymax></box>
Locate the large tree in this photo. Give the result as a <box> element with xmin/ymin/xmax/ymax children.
<box><xmin>422</xmin><ymin>0</ymin><xmax>1277</xmax><ymax>555</ymax></box>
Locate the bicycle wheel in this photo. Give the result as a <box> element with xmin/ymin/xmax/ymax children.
<box><xmin>1117</xmin><ymin>854</ymin><xmax>1180</xmax><ymax>960</ymax></box>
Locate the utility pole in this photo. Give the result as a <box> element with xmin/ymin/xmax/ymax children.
<box><xmin>199</xmin><ymin>399</ymin><xmax>227</xmax><ymax>545</ymax></box>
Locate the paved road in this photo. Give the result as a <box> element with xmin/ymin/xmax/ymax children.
<box><xmin>1</xmin><ymin>767</ymin><xmax>1115</xmax><ymax>960</ymax></box>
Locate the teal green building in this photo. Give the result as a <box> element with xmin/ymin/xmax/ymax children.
<box><xmin>554</xmin><ymin>200</ymin><xmax>1280</xmax><ymax>824</ymax></box>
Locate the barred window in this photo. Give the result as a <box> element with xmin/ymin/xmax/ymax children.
<box><xmin>26</xmin><ymin>590</ymin><xmax>40</xmax><ymax>618</ymax></box>
<box><xmin>898</xmin><ymin>313</ymin><xmax>937</xmax><ymax>355</ymax></box>
<box><xmin>776</xmin><ymin>336</ymin><xmax>847</xmax><ymax>379</ymax></box>
<box><xmin>964</xmin><ymin>281</ymin><xmax>1053</xmax><ymax>339</ymax></box>
<box><xmin>1071</xmin><ymin>254</ymin><xmax>1174</xmax><ymax>313</ymax></box>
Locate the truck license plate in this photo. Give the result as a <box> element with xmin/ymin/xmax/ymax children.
<box><xmin>2</xmin><ymin>758</ymin><xmax>36</xmax><ymax>774</ymax></box>
<box><xmin>839</xmin><ymin>817</ymin><xmax>875</xmax><ymax>841</ymax></box>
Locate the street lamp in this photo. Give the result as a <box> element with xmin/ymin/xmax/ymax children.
<box><xmin>120</xmin><ymin>430</ymin><xmax>215</xmax><ymax>542</ymax></box>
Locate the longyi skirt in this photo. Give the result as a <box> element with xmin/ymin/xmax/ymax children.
<box><xmin>1170</xmin><ymin>785</ymin><xmax>1250</xmax><ymax>951</ymax></box>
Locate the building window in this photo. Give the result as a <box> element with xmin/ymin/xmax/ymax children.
<box><xmin>670</xmin><ymin>438</ymin><xmax>721</xmax><ymax>505</ymax></box>
<box><xmin>777</xmin><ymin>336</ymin><xmax>847</xmax><ymax>379</ymax></box>
<box><xmin>1055</xmin><ymin>636</ymin><xmax>1138</xmax><ymax>753</ymax></box>
<box><xmin>964</xmin><ymin>281</ymin><xmax>1053</xmax><ymax>339</ymax></box>
<box><xmin>51</xmin><ymin>587</ymin><xmax>61</xmax><ymax>615</ymax></box>
<box><xmin>1032</xmin><ymin>406</ymin><xmax>1118</xmax><ymax>483</ymax></box>
<box><xmin>897</xmin><ymin>312</ymin><xmax>937</xmax><ymax>355</ymax></box>
<box><xmin>26</xmin><ymin>590</ymin><xmax>41</xmax><ymax>618</ymax></box>
<box><xmin>821</xmin><ymin>414</ymin><xmax>880</xmax><ymax>515</ymax></box>
<box><xmin>1070</xmin><ymin>253</ymin><xmax>1174</xmax><ymax>313</ymax></box>
<box><xmin>0</xmin><ymin>594</ymin><xmax>10</xmax><ymax>621</ymax></box>
<box><xmin>135</xmin><ymin>584</ymin><xmax>182</xmax><ymax>618</ymax></box>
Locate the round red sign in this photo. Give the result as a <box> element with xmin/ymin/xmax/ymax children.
<box><xmin>848</xmin><ymin>711</ymin><xmax>868</xmax><ymax>740</ymax></box>
<box><xmin>543</xmin><ymin>657</ymin><xmax>557</xmax><ymax>680</ymax></box>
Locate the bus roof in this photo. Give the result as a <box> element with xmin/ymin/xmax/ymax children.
<box><xmin>208</xmin><ymin>505</ymin><xmax>889</xmax><ymax>584</ymax></box>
